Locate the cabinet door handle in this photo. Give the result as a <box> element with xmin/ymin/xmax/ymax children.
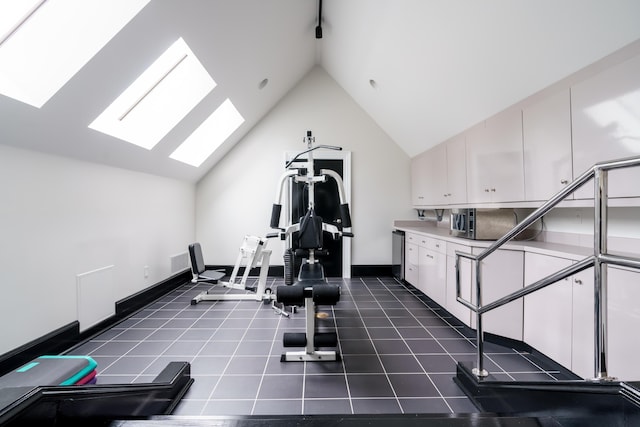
<box><xmin>491</xmin><ymin>188</ymin><xmax>496</xmax><ymax>192</ymax></box>
<box><xmin>484</xmin><ymin>188</ymin><xmax>490</xmax><ymax>192</ymax></box>
<box><xmin>426</xmin><ymin>254</ymin><xmax>434</xmax><ymax>259</ymax></box>
<box><xmin>561</xmin><ymin>179</ymin><xmax>569</xmax><ymax>185</ymax></box>
<box><xmin>574</xmin><ymin>279</ymin><xmax>583</xmax><ymax>285</ymax></box>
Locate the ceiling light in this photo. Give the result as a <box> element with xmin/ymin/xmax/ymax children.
<box><xmin>88</xmin><ymin>37</ymin><xmax>216</xmax><ymax>150</ymax></box>
<box><xmin>169</xmin><ymin>99</ymin><xmax>244</xmax><ymax>167</ymax></box>
<box><xmin>0</xmin><ymin>0</ymin><xmax>150</xmax><ymax>108</ymax></box>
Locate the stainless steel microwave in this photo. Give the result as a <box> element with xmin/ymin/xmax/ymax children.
<box><xmin>450</xmin><ymin>208</ymin><xmax>518</xmax><ymax>240</ymax></box>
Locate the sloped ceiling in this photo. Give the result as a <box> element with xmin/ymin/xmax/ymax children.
<box><xmin>1</xmin><ymin>0</ymin><xmax>640</xmax><ymax>182</ymax></box>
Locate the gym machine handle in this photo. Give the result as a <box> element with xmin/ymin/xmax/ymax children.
<box><xmin>270</xmin><ymin>204</ymin><xmax>282</xmax><ymax>229</ymax></box>
<box><xmin>340</xmin><ymin>203</ymin><xmax>352</xmax><ymax>228</ymax></box>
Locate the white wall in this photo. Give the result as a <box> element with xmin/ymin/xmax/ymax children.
<box><xmin>0</xmin><ymin>145</ymin><xmax>195</xmax><ymax>355</ymax></box>
<box><xmin>196</xmin><ymin>66</ymin><xmax>413</xmax><ymax>267</ymax></box>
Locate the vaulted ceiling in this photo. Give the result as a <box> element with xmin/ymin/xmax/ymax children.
<box><xmin>1</xmin><ymin>0</ymin><xmax>640</xmax><ymax>183</ymax></box>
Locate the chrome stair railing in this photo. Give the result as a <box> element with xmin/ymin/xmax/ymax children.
<box><xmin>455</xmin><ymin>155</ymin><xmax>640</xmax><ymax>381</ymax></box>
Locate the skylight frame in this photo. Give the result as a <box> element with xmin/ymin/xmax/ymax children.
<box><xmin>88</xmin><ymin>37</ymin><xmax>217</xmax><ymax>151</ymax></box>
<box><xmin>170</xmin><ymin>98</ymin><xmax>245</xmax><ymax>167</ymax></box>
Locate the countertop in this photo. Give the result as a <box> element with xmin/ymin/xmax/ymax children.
<box><xmin>393</xmin><ymin>221</ymin><xmax>594</xmax><ymax>260</ymax></box>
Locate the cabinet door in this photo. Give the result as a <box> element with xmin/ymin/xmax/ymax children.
<box><xmin>410</xmin><ymin>152</ymin><xmax>430</xmax><ymax>206</ymax></box>
<box><xmin>607</xmin><ymin>266</ymin><xmax>640</xmax><ymax>380</ymax></box>
<box><xmin>523</xmin><ymin>253</ymin><xmax>573</xmax><ymax>369</ymax></box>
<box><xmin>523</xmin><ymin>89</ymin><xmax>573</xmax><ymax>201</ymax></box>
<box><xmin>571</xmin><ymin>268</ymin><xmax>594</xmax><ymax>379</ymax></box>
<box><xmin>471</xmin><ymin>248</ymin><xmax>524</xmax><ymax>341</ymax></box>
<box><xmin>446</xmin><ymin>243</ymin><xmax>472</xmax><ymax>327</ymax></box>
<box><xmin>466</xmin><ymin>108</ymin><xmax>525</xmax><ymax>203</ymax></box>
<box><xmin>419</xmin><ymin>246</ymin><xmax>446</xmax><ymax>307</ymax></box>
<box><xmin>446</xmin><ymin>134</ymin><xmax>467</xmax><ymax>205</ymax></box>
<box><xmin>428</xmin><ymin>144</ymin><xmax>448</xmax><ymax>205</ymax></box>
<box><xmin>465</xmin><ymin>121</ymin><xmax>492</xmax><ymax>203</ymax></box>
<box><xmin>571</xmin><ymin>54</ymin><xmax>640</xmax><ymax>200</ymax></box>
<box><xmin>483</xmin><ymin>107</ymin><xmax>525</xmax><ymax>202</ymax></box>
<box><xmin>405</xmin><ymin>242</ymin><xmax>419</xmax><ymax>286</ymax></box>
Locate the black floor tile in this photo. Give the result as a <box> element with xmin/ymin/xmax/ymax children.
<box><xmin>72</xmin><ymin>275</ymin><xmax>566</xmax><ymax>418</ymax></box>
<box><xmin>347</xmin><ymin>374</ymin><xmax>395</xmax><ymax>398</ymax></box>
<box><xmin>351</xmin><ymin>398</ymin><xmax>402</xmax><ymax>414</ymax></box>
<box><xmin>257</xmin><ymin>374</ymin><xmax>304</xmax><ymax>399</ymax></box>
<box><xmin>304</xmin><ymin>374</ymin><xmax>349</xmax><ymax>398</ymax></box>
<box><xmin>379</xmin><ymin>354</ymin><xmax>424</xmax><ymax>374</ymax></box>
<box><xmin>399</xmin><ymin>397</ymin><xmax>452</xmax><ymax>413</ymax></box>
<box><xmin>388</xmin><ymin>373</ymin><xmax>439</xmax><ymax>398</ymax></box>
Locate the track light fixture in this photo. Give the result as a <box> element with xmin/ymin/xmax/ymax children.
<box><xmin>315</xmin><ymin>0</ymin><xmax>323</xmax><ymax>39</ymax></box>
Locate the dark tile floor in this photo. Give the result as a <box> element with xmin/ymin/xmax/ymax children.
<box><xmin>67</xmin><ymin>276</ymin><xmax>572</xmax><ymax>416</ymax></box>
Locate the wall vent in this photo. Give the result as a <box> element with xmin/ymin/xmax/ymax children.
<box><xmin>171</xmin><ymin>251</ymin><xmax>189</xmax><ymax>273</ymax></box>
<box><xmin>76</xmin><ymin>265</ymin><xmax>115</xmax><ymax>332</ymax></box>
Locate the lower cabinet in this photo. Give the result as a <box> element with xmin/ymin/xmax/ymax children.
<box><xmin>608</xmin><ymin>266</ymin><xmax>640</xmax><ymax>380</ymax></box>
<box><xmin>471</xmin><ymin>248</ymin><xmax>524</xmax><ymax>341</ymax></box>
<box><xmin>445</xmin><ymin>242</ymin><xmax>472</xmax><ymax>327</ymax></box>
<box><xmin>405</xmin><ymin>241</ymin><xmax>419</xmax><ymax>287</ymax></box>
<box><xmin>523</xmin><ymin>253</ymin><xmax>574</xmax><ymax>370</ymax></box>
<box><xmin>523</xmin><ymin>251</ymin><xmax>595</xmax><ymax>379</ymax></box>
<box><xmin>419</xmin><ymin>242</ymin><xmax>446</xmax><ymax>308</ymax></box>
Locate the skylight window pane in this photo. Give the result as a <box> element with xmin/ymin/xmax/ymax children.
<box><xmin>170</xmin><ymin>99</ymin><xmax>244</xmax><ymax>167</ymax></box>
<box><xmin>0</xmin><ymin>0</ymin><xmax>150</xmax><ymax>108</ymax></box>
<box><xmin>89</xmin><ymin>38</ymin><xmax>216</xmax><ymax>150</ymax></box>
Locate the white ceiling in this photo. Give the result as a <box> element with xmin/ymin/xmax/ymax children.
<box><xmin>1</xmin><ymin>0</ymin><xmax>640</xmax><ymax>182</ymax></box>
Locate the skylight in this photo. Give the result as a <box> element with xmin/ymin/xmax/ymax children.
<box><xmin>170</xmin><ymin>99</ymin><xmax>244</xmax><ymax>167</ymax></box>
<box><xmin>89</xmin><ymin>37</ymin><xmax>216</xmax><ymax>150</ymax></box>
<box><xmin>0</xmin><ymin>0</ymin><xmax>150</xmax><ymax>108</ymax></box>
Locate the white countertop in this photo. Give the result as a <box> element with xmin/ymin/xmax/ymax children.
<box><xmin>393</xmin><ymin>222</ymin><xmax>593</xmax><ymax>260</ymax></box>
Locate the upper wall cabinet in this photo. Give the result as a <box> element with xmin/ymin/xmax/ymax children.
<box><xmin>411</xmin><ymin>135</ymin><xmax>467</xmax><ymax>207</ymax></box>
<box><xmin>444</xmin><ymin>134</ymin><xmax>467</xmax><ymax>205</ymax></box>
<box><xmin>410</xmin><ymin>151</ymin><xmax>431</xmax><ymax>206</ymax></box>
<box><xmin>523</xmin><ymin>89</ymin><xmax>573</xmax><ymax>201</ymax></box>
<box><xmin>466</xmin><ymin>107</ymin><xmax>525</xmax><ymax>203</ymax></box>
<box><xmin>571</xmin><ymin>54</ymin><xmax>640</xmax><ymax>200</ymax></box>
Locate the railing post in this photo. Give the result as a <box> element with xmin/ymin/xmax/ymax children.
<box><xmin>473</xmin><ymin>259</ymin><xmax>488</xmax><ymax>378</ymax></box>
<box><xmin>593</xmin><ymin>167</ymin><xmax>611</xmax><ymax>380</ymax></box>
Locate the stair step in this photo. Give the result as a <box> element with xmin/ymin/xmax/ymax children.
<box><xmin>110</xmin><ymin>413</ymin><xmax>555</xmax><ymax>427</ymax></box>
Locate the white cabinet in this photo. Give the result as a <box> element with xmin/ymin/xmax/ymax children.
<box><xmin>418</xmin><ymin>238</ymin><xmax>446</xmax><ymax>307</ymax></box>
<box><xmin>521</xmin><ymin>251</ymin><xmax>595</xmax><ymax>378</ymax></box>
<box><xmin>410</xmin><ymin>152</ymin><xmax>431</xmax><ymax>206</ymax></box>
<box><xmin>571</xmin><ymin>54</ymin><xmax>640</xmax><ymax>200</ymax></box>
<box><xmin>405</xmin><ymin>236</ymin><xmax>419</xmax><ymax>287</ymax></box>
<box><xmin>444</xmin><ymin>134</ymin><xmax>467</xmax><ymax>205</ymax></box>
<box><xmin>410</xmin><ymin>135</ymin><xmax>466</xmax><ymax>207</ymax></box>
<box><xmin>523</xmin><ymin>252</ymin><xmax>574</xmax><ymax>370</ymax></box>
<box><xmin>571</xmin><ymin>268</ymin><xmax>594</xmax><ymax>379</ymax></box>
<box><xmin>608</xmin><ymin>266</ymin><xmax>640</xmax><ymax>380</ymax></box>
<box><xmin>446</xmin><ymin>242</ymin><xmax>473</xmax><ymax>327</ymax></box>
<box><xmin>466</xmin><ymin>108</ymin><xmax>525</xmax><ymax>204</ymax></box>
<box><xmin>471</xmin><ymin>247</ymin><xmax>524</xmax><ymax>341</ymax></box>
<box><xmin>522</xmin><ymin>89</ymin><xmax>573</xmax><ymax>201</ymax></box>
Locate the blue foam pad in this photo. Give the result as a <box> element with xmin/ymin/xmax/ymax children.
<box><xmin>0</xmin><ymin>355</ymin><xmax>97</xmax><ymax>387</ymax></box>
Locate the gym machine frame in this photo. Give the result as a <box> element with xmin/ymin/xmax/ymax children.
<box><xmin>190</xmin><ymin>235</ymin><xmax>286</xmax><ymax>315</ymax></box>
<box><xmin>269</xmin><ymin>131</ymin><xmax>353</xmax><ymax>362</ymax></box>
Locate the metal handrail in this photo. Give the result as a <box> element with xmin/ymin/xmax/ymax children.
<box><xmin>455</xmin><ymin>154</ymin><xmax>640</xmax><ymax>380</ymax></box>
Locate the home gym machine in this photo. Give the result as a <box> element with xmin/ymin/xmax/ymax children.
<box><xmin>190</xmin><ymin>236</ymin><xmax>288</xmax><ymax>315</ymax></box>
<box><xmin>268</xmin><ymin>131</ymin><xmax>353</xmax><ymax>361</ymax></box>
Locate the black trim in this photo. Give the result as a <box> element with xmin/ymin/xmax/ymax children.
<box><xmin>0</xmin><ymin>323</ymin><xmax>79</xmax><ymax>377</ymax></box>
<box><xmin>352</xmin><ymin>265</ymin><xmax>393</xmax><ymax>277</ymax></box>
<box><xmin>0</xmin><ymin>270</ymin><xmax>192</xmax><ymax>377</ymax></box>
<box><xmin>115</xmin><ymin>269</ymin><xmax>191</xmax><ymax>318</ymax></box>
